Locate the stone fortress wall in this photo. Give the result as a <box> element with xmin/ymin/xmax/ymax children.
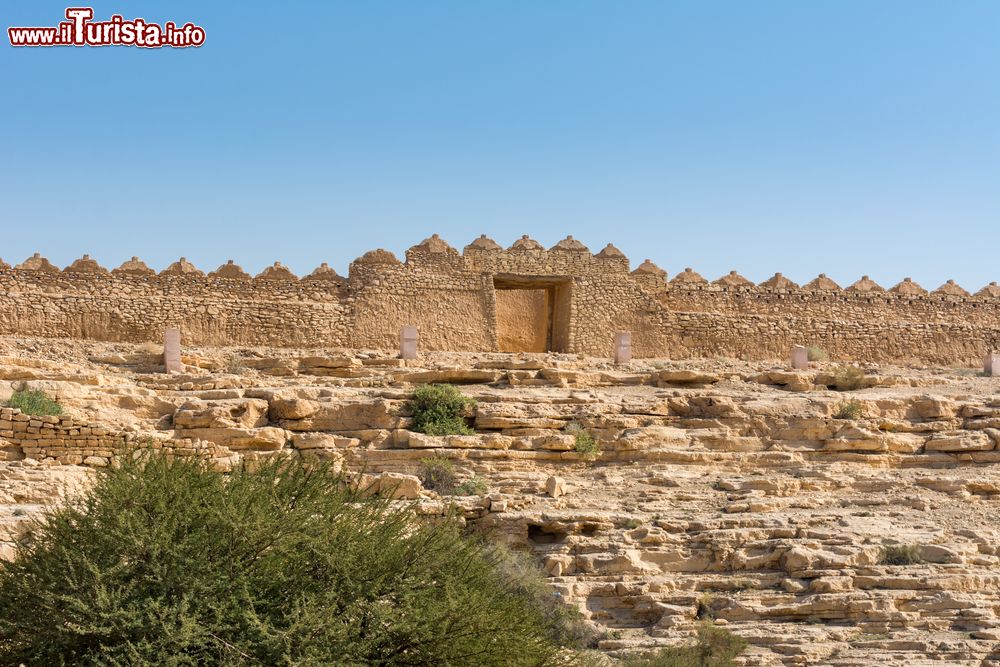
<box><xmin>1</xmin><ymin>235</ymin><xmax>999</xmax><ymax>364</ymax></box>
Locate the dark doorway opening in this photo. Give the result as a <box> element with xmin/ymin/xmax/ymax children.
<box><xmin>493</xmin><ymin>275</ymin><xmax>571</xmax><ymax>353</ymax></box>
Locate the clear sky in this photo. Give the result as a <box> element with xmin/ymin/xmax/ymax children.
<box><xmin>3</xmin><ymin>1</ymin><xmax>999</xmax><ymax>289</ymax></box>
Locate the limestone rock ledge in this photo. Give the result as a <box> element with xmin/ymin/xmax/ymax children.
<box><xmin>4</xmin><ymin>339</ymin><xmax>1000</xmax><ymax>665</ymax></box>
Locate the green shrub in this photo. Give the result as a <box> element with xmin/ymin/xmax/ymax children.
<box><xmin>567</xmin><ymin>422</ymin><xmax>600</xmax><ymax>459</ymax></box>
<box><xmin>419</xmin><ymin>459</ymin><xmax>488</xmax><ymax>497</ymax></box>
<box><xmin>419</xmin><ymin>455</ymin><xmax>458</xmax><ymax>494</ymax></box>
<box><xmin>835</xmin><ymin>400</ymin><xmax>864</xmax><ymax>420</ymax></box>
<box><xmin>806</xmin><ymin>346</ymin><xmax>829</xmax><ymax>362</ymax></box>
<box><xmin>619</xmin><ymin>623</ymin><xmax>747</xmax><ymax>666</ymax></box>
<box><xmin>4</xmin><ymin>389</ymin><xmax>61</xmax><ymax>416</ymax></box>
<box><xmin>881</xmin><ymin>544</ymin><xmax>924</xmax><ymax>566</ymax></box>
<box><xmin>409</xmin><ymin>383</ymin><xmax>476</xmax><ymax>435</ymax></box>
<box><xmin>0</xmin><ymin>454</ymin><xmax>568</xmax><ymax>665</ymax></box>
<box><xmin>455</xmin><ymin>475</ymin><xmax>489</xmax><ymax>496</ymax></box>
<box><xmin>834</xmin><ymin>365</ymin><xmax>865</xmax><ymax>391</ymax></box>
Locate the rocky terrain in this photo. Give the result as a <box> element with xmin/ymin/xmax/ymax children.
<box><xmin>2</xmin><ymin>335</ymin><xmax>1000</xmax><ymax>665</ymax></box>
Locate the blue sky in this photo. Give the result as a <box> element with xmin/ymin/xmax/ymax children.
<box><xmin>2</xmin><ymin>1</ymin><xmax>998</xmax><ymax>288</ymax></box>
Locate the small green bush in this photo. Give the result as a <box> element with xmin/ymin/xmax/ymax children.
<box><xmin>455</xmin><ymin>475</ymin><xmax>489</xmax><ymax>496</ymax></box>
<box><xmin>409</xmin><ymin>383</ymin><xmax>476</xmax><ymax>435</ymax></box>
<box><xmin>419</xmin><ymin>455</ymin><xmax>458</xmax><ymax>494</ymax></box>
<box><xmin>834</xmin><ymin>365</ymin><xmax>865</xmax><ymax>391</ymax></box>
<box><xmin>0</xmin><ymin>453</ymin><xmax>569</xmax><ymax>665</ymax></box>
<box><xmin>806</xmin><ymin>346</ymin><xmax>829</xmax><ymax>362</ymax></box>
<box><xmin>4</xmin><ymin>389</ymin><xmax>61</xmax><ymax>416</ymax></box>
<box><xmin>567</xmin><ymin>422</ymin><xmax>600</xmax><ymax>459</ymax></box>
<box><xmin>881</xmin><ymin>544</ymin><xmax>924</xmax><ymax>566</ymax></box>
<box><xmin>619</xmin><ymin>623</ymin><xmax>747</xmax><ymax>666</ymax></box>
<box><xmin>835</xmin><ymin>400</ymin><xmax>864</xmax><ymax>420</ymax></box>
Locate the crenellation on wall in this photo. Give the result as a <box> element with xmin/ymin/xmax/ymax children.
<box><xmin>2</xmin><ymin>236</ymin><xmax>1000</xmax><ymax>364</ymax></box>
<box><xmin>934</xmin><ymin>279</ymin><xmax>970</xmax><ymax>296</ymax></box>
<box><xmin>846</xmin><ymin>275</ymin><xmax>883</xmax><ymax>292</ymax></box>
<box><xmin>255</xmin><ymin>262</ymin><xmax>298</xmax><ymax>281</ymax></box>
<box><xmin>404</xmin><ymin>235</ymin><xmax>465</xmax><ymax>274</ymax></box>
<box><xmin>114</xmin><ymin>256</ymin><xmax>155</xmax><ymax>276</ymax></box>
<box><xmin>459</xmin><ymin>235</ymin><xmax>631</xmax><ymax>277</ymax></box>
<box><xmin>803</xmin><ymin>273</ymin><xmax>841</xmax><ymax>291</ymax></box>
<box><xmin>64</xmin><ymin>254</ymin><xmax>108</xmax><ymax>275</ymax></box>
<box><xmin>16</xmin><ymin>252</ymin><xmax>59</xmax><ymax>273</ymax></box>
<box><xmin>977</xmin><ymin>282</ymin><xmax>1000</xmax><ymax>298</ymax></box>
<box><xmin>713</xmin><ymin>270</ymin><xmax>754</xmax><ymax>287</ymax></box>
<box><xmin>759</xmin><ymin>272</ymin><xmax>798</xmax><ymax>290</ymax></box>
<box><xmin>347</xmin><ymin>249</ymin><xmax>403</xmax><ymax>285</ymax></box>
<box><xmin>210</xmin><ymin>260</ymin><xmax>252</xmax><ymax>280</ymax></box>
<box><xmin>890</xmin><ymin>277</ymin><xmax>926</xmax><ymax>295</ymax></box>
<box><xmin>671</xmin><ymin>267</ymin><xmax>707</xmax><ymax>285</ymax></box>
<box><xmin>303</xmin><ymin>263</ymin><xmax>346</xmax><ymax>285</ymax></box>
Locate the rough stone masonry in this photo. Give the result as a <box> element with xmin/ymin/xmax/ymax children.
<box><xmin>2</xmin><ymin>235</ymin><xmax>999</xmax><ymax>365</ymax></box>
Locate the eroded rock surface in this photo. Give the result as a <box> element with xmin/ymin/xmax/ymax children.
<box><xmin>3</xmin><ymin>336</ymin><xmax>1000</xmax><ymax>665</ymax></box>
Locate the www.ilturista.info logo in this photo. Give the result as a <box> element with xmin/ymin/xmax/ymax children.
<box><xmin>8</xmin><ymin>7</ymin><xmax>205</xmax><ymax>48</ymax></box>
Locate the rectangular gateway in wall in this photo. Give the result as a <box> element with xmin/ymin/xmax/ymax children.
<box><xmin>492</xmin><ymin>275</ymin><xmax>572</xmax><ymax>353</ymax></box>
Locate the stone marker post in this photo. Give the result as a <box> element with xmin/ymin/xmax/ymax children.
<box><xmin>400</xmin><ymin>325</ymin><xmax>418</xmax><ymax>360</ymax></box>
<box><xmin>790</xmin><ymin>345</ymin><xmax>809</xmax><ymax>370</ymax></box>
<box><xmin>164</xmin><ymin>329</ymin><xmax>182</xmax><ymax>373</ymax></box>
<box><xmin>985</xmin><ymin>353</ymin><xmax>1000</xmax><ymax>377</ymax></box>
<box><xmin>614</xmin><ymin>331</ymin><xmax>632</xmax><ymax>364</ymax></box>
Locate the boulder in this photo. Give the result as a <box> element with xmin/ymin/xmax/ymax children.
<box><xmin>378</xmin><ymin>472</ymin><xmax>423</xmax><ymax>500</ymax></box>
<box><xmin>545</xmin><ymin>476</ymin><xmax>566</xmax><ymax>498</ymax></box>
<box><xmin>925</xmin><ymin>432</ymin><xmax>994</xmax><ymax>452</ymax></box>
<box><xmin>268</xmin><ymin>398</ymin><xmax>319</xmax><ymax>420</ymax></box>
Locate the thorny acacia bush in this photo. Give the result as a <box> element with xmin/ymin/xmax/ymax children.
<box><xmin>408</xmin><ymin>383</ymin><xmax>476</xmax><ymax>435</ymax></box>
<box><xmin>0</xmin><ymin>454</ymin><xmax>573</xmax><ymax>666</ymax></box>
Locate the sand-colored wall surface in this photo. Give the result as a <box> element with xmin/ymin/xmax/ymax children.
<box><xmin>2</xmin><ymin>235</ymin><xmax>999</xmax><ymax>364</ymax></box>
